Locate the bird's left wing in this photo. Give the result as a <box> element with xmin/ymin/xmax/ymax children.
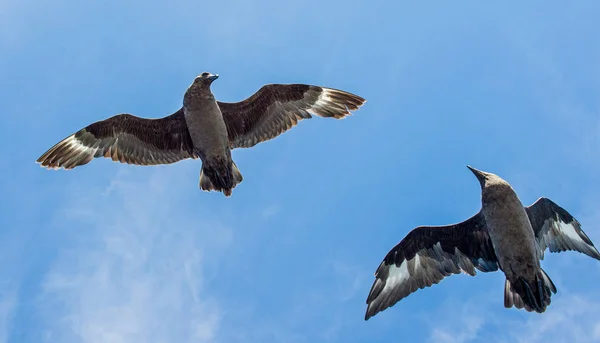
<box><xmin>365</xmin><ymin>212</ymin><xmax>498</xmax><ymax>320</ymax></box>
<box><xmin>525</xmin><ymin>197</ymin><xmax>600</xmax><ymax>260</ymax></box>
<box><xmin>37</xmin><ymin>109</ymin><xmax>197</xmax><ymax>169</ymax></box>
<box><xmin>218</xmin><ymin>84</ymin><xmax>365</xmax><ymax>149</ymax></box>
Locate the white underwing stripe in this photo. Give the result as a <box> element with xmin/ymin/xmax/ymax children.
<box><xmin>310</xmin><ymin>89</ymin><xmax>352</xmax><ymax>118</ymax></box>
<box><xmin>538</xmin><ymin>215</ymin><xmax>600</xmax><ymax>259</ymax></box>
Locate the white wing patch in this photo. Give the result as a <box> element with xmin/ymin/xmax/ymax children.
<box><xmin>310</xmin><ymin>88</ymin><xmax>352</xmax><ymax>119</ymax></box>
<box><xmin>313</xmin><ymin>89</ymin><xmax>334</xmax><ymax>107</ymax></box>
<box><xmin>537</xmin><ymin>215</ymin><xmax>600</xmax><ymax>260</ymax></box>
<box><xmin>374</xmin><ymin>243</ymin><xmax>480</xmax><ymax>304</ymax></box>
<box><xmin>382</xmin><ymin>254</ymin><xmax>415</xmax><ymax>295</ymax></box>
<box><xmin>65</xmin><ymin>134</ymin><xmax>95</xmax><ymax>153</ymax></box>
<box><xmin>365</xmin><ymin>220</ymin><xmax>500</xmax><ymax>320</ymax></box>
<box><xmin>560</xmin><ymin>220</ymin><xmax>585</xmax><ymax>242</ymax></box>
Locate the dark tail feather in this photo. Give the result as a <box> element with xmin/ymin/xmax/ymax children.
<box><xmin>519</xmin><ymin>276</ymin><xmax>542</xmax><ymax>312</ymax></box>
<box><xmin>504</xmin><ymin>269</ymin><xmax>556</xmax><ymax>313</ymax></box>
<box><xmin>199</xmin><ymin>160</ymin><xmax>243</xmax><ymax>197</ymax></box>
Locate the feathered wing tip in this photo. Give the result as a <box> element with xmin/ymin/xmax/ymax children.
<box><xmin>36</xmin><ymin>133</ymin><xmax>96</xmax><ymax>170</ymax></box>
<box><xmin>526</xmin><ymin>197</ymin><xmax>600</xmax><ymax>260</ymax></box>
<box><xmin>312</xmin><ymin>87</ymin><xmax>367</xmax><ymax>119</ymax></box>
<box><xmin>364</xmin><ymin>262</ymin><xmax>388</xmax><ymax>321</ymax></box>
<box><xmin>504</xmin><ymin>269</ymin><xmax>557</xmax><ymax>313</ymax></box>
<box><xmin>199</xmin><ymin>160</ymin><xmax>243</xmax><ymax>197</ymax></box>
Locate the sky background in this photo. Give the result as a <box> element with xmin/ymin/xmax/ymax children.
<box><xmin>1</xmin><ymin>1</ymin><xmax>600</xmax><ymax>343</ymax></box>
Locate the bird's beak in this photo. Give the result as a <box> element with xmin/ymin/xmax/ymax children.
<box><xmin>467</xmin><ymin>165</ymin><xmax>486</xmax><ymax>183</ymax></box>
<box><xmin>208</xmin><ymin>74</ymin><xmax>219</xmax><ymax>81</ymax></box>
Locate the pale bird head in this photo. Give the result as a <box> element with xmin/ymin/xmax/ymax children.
<box><xmin>467</xmin><ymin>165</ymin><xmax>506</xmax><ymax>189</ymax></box>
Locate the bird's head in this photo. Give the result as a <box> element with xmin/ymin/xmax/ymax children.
<box><xmin>184</xmin><ymin>72</ymin><xmax>219</xmax><ymax>103</ymax></box>
<box><xmin>467</xmin><ymin>165</ymin><xmax>504</xmax><ymax>189</ymax></box>
<box><xmin>467</xmin><ymin>165</ymin><xmax>515</xmax><ymax>204</ymax></box>
<box><xmin>195</xmin><ymin>71</ymin><xmax>219</xmax><ymax>83</ymax></box>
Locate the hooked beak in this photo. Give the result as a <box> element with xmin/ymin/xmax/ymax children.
<box><xmin>467</xmin><ymin>165</ymin><xmax>487</xmax><ymax>183</ymax></box>
<box><xmin>208</xmin><ymin>74</ymin><xmax>219</xmax><ymax>81</ymax></box>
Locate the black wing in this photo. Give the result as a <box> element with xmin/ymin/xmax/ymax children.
<box><xmin>365</xmin><ymin>213</ymin><xmax>498</xmax><ymax>320</ymax></box>
<box><xmin>37</xmin><ymin>109</ymin><xmax>197</xmax><ymax>169</ymax></box>
<box><xmin>525</xmin><ymin>197</ymin><xmax>600</xmax><ymax>260</ymax></box>
<box><xmin>218</xmin><ymin>84</ymin><xmax>365</xmax><ymax>149</ymax></box>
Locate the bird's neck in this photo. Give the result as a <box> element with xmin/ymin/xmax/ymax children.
<box><xmin>183</xmin><ymin>91</ymin><xmax>215</xmax><ymax>108</ymax></box>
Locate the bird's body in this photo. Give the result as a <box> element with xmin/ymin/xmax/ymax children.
<box><xmin>478</xmin><ymin>172</ymin><xmax>552</xmax><ymax>312</ymax></box>
<box><xmin>183</xmin><ymin>74</ymin><xmax>241</xmax><ymax>195</ymax></box>
<box><xmin>36</xmin><ymin>72</ymin><xmax>366</xmax><ymax>196</ymax></box>
<box><xmin>364</xmin><ymin>166</ymin><xmax>600</xmax><ymax>320</ymax></box>
<box><xmin>184</xmin><ymin>96</ymin><xmax>229</xmax><ymax>158</ymax></box>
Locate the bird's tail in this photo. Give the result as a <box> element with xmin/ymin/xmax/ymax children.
<box><xmin>199</xmin><ymin>158</ymin><xmax>243</xmax><ymax>197</ymax></box>
<box><xmin>504</xmin><ymin>268</ymin><xmax>557</xmax><ymax>313</ymax></box>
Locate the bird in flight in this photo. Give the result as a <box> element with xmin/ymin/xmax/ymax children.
<box><xmin>36</xmin><ymin>72</ymin><xmax>366</xmax><ymax>196</ymax></box>
<box><xmin>364</xmin><ymin>166</ymin><xmax>600</xmax><ymax>320</ymax></box>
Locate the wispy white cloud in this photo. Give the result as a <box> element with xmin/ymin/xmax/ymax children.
<box><xmin>261</xmin><ymin>204</ymin><xmax>282</xmax><ymax>219</ymax></box>
<box><xmin>506</xmin><ymin>293</ymin><xmax>600</xmax><ymax>343</ymax></box>
<box><xmin>38</xmin><ymin>167</ymin><xmax>232</xmax><ymax>343</ymax></box>
<box><xmin>426</xmin><ymin>293</ymin><xmax>489</xmax><ymax>343</ymax></box>
<box><xmin>0</xmin><ymin>282</ymin><xmax>17</xmax><ymax>343</ymax></box>
<box><xmin>326</xmin><ymin>261</ymin><xmax>366</xmax><ymax>303</ymax></box>
<box><xmin>427</xmin><ymin>289</ymin><xmax>600</xmax><ymax>343</ymax></box>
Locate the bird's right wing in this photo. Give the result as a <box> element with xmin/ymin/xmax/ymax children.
<box><xmin>365</xmin><ymin>212</ymin><xmax>498</xmax><ymax>320</ymax></box>
<box><xmin>218</xmin><ymin>84</ymin><xmax>365</xmax><ymax>149</ymax></box>
<box><xmin>37</xmin><ymin>109</ymin><xmax>198</xmax><ymax>169</ymax></box>
<box><xmin>525</xmin><ymin>197</ymin><xmax>600</xmax><ymax>260</ymax></box>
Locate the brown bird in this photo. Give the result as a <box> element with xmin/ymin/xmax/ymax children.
<box><xmin>365</xmin><ymin>166</ymin><xmax>600</xmax><ymax>320</ymax></box>
<box><xmin>36</xmin><ymin>72</ymin><xmax>366</xmax><ymax>196</ymax></box>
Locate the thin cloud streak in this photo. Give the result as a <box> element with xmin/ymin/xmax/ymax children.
<box><xmin>0</xmin><ymin>283</ymin><xmax>17</xmax><ymax>343</ymax></box>
<box><xmin>38</xmin><ymin>168</ymin><xmax>231</xmax><ymax>343</ymax></box>
<box><xmin>427</xmin><ymin>290</ymin><xmax>600</xmax><ymax>343</ymax></box>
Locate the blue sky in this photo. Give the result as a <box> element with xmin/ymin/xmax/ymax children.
<box><xmin>1</xmin><ymin>1</ymin><xmax>600</xmax><ymax>342</ymax></box>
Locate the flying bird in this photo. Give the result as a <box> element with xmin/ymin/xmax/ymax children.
<box><xmin>364</xmin><ymin>166</ymin><xmax>600</xmax><ymax>320</ymax></box>
<box><xmin>36</xmin><ymin>72</ymin><xmax>366</xmax><ymax>196</ymax></box>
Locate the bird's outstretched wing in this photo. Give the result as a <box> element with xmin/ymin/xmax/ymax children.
<box><xmin>525</xmin><ymin>197</ymin><xmax>600</xmax><ymax>260</ymax></box>
<box><xmin>218</xmin><ymin>84</ymin><xmax>366</xmax><ymax>149</ymax></box>
<box><xmin>365</xmin><ymin>213</ymin><xmax>498</xmax><ymax>320</ymax></box>
<box><xmin>37</xmin><ymin>109</ymin><xmax>197</xmax><ymax>169</ymax></box>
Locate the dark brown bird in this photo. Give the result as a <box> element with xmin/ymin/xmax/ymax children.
<box><xmin>365</xmin><ymin>166</ymin><xmax>600</xmax><ymax>320</ymax></box>
<box><xmin>36</xmin><ymin>72</ymin><xmax>366</xmax><ymax>196</ymax></box>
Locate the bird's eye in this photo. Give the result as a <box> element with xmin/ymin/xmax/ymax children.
<box><xmin>201</xmin><ymin>72</ymin><xmax>209</xmax><ymax>77</ymax></box>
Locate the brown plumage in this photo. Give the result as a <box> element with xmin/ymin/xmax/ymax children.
<box><xmin>364</xmin><ymin>166</ymin><xmax>600</xmax><ymax>320</ymax></box>
<box><xmin>219</xmin><ymin>84</ymin><xmax>365</xmax><ymax>148</ymax></box>
<box><xmin>37</xmin><ymin>110</ymin><xmax>197</xmax><ymax>169</ymax></box>
<box><xmin>36</xmin><ymin>72</ymin><xmax>366</xmax><ymax>196</ymax></box>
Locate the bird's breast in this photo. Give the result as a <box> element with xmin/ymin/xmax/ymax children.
<box><xmin>482</xmin><ymin>200</ymin><xmax>539</xmax><ymax>275</ymax></box>
<box><xmin>183</xmin><ymin>102</ymin><xmax>229</xmax><ymax>156</ymax></box>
